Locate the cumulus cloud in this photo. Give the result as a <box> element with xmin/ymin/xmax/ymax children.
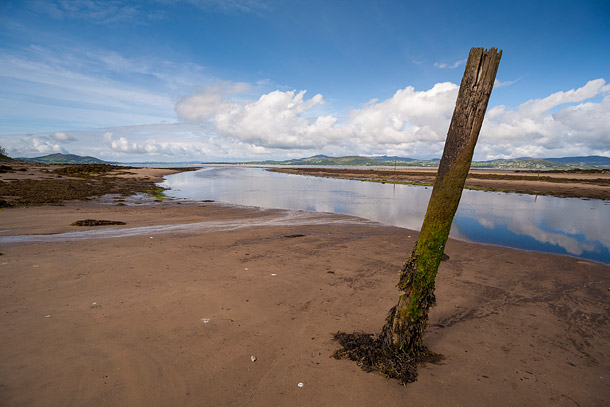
<box><xmin>102</xmin><ymin>130</ymin><xmax>212</xmax><ymax>157</ymax></box>
<box><xmin>480</xmin><ymin>79</ymin><xmax>610</xmax><ymax>159</ymax></box>
<box><xmin>176</xmin><ymin>82</ymin><xmax>251</xmax><ymax>122</ymax></box>
<box><xmin>176</xmin><ymin>81</ymin><xmax>459</xmax><ymax>155</ymax></box>
<box><xmin>15</xmin><ymin>136</ymin><xmax>67</xmax><ymax>155</ymax></box>
<box><xmin>178</xmin><ymin>87</ymin><xmax>334</xmax><ymax>148</ymax></box>
<box><xmin>174</xmin><ymin>77</ymin><xmax>610</xmax><ymax>160</ymax></box>
<box><xmin>5</xmin><ymin>72</ymin><xmax>608</xmax><ymax>161</ymax></box>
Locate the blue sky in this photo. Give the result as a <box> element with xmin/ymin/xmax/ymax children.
<box><xmin>1</xmin><ymin>0</ymin><xmax>609</xmax><ymax>162</ymax></box>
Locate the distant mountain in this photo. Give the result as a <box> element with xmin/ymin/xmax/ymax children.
<box><xmin>254</xmin><ymin>155</ymin><xmax>373</xmax><ymax>166</ymax></box>
<box><xmin>471</xmin><ymin>156</ymin><xmax>610</xmax><ymax>169</ymax></box>
<box><xmin>544</xmin><ymin>156</ymin><xmax>610</xmax><ymax>166</ymax></box>
<box><xmin>250</xmin><ymin>155</ymin><xmax>610</xmax><ymax>169</ymax></box>
<box><xmin>370</xmin><ymin>155</ymin><xmax>416</xmax><ymax>162</ymax></box>
<box><xmin>19</xmin><ymin>153</ymin><xmax>112</xmax><ymax>165</ymax></box>
<box><xmin>471</xmin><ymin>158</ymin><xmax>564</xmax><ymax>169</ymax></box>
<box><xmin>252</xmin><ymin>155</ymin><xmax>438</xmax><ymax>167</ymax></box>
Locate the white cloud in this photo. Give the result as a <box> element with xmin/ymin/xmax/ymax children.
<box><xmin>518</xmin><ymin>78</ymin><xmax>606</xmax><ymax>117</ymax></box>
<box><xmin>0</xmin><ymin>45</ymin><xmax>192</xmax><ymax>133</ymax></box>
<box><xmin>2</xmin><ymin>50</ymin><xmax>608</xmax><ymax>162</ymax></box>
<box><xmin>479</xmin><ymin>79</ymin><xmax>610</xmax><ymax>159</ymax></box>
<box><xmin>178</xmin><ymin>87</ymin><xmax>333</xmax><ymax>149</ymax></box>
<box><xmin>176</xmin><ymin>82</ymin><xmax>251</xmax><ymax>122</ymax></box>
<box><xmin>176</xmin><ymin>81</ymin><xmax>459</xmax><ymax>156</ymax></box>
<box><xmin>434</xmin><ymin>59</ymin><xmax>466</xmax><ymax>69</ymax></box>
<box><xmin>172</xmin><ymin>78</ymin><xmax>610</xmax><ymax>160</ymax></box>
<box><xmin>14</xmin><ymin>136</ymin><xmax>67</xmax><ymax>155</ymax></box>
<box><xmin>102</xmin><ymin>131</ymin><xmax>206</xmax><ymax>156</ymax></box>
<box><xmin>494</xmin><ymin>78</ymin><xmax>519</xmax><ymax>88</ymax></box>
<box><xmin>52</xmin><ymin>132</ymin><xmax>75</xmax><ymax>142</ymax></box>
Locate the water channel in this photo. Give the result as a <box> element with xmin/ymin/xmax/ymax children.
<box><xmin>161</xmin><ymin>166</ymin><xmax>610</xmax><ymax>265</ymax></box>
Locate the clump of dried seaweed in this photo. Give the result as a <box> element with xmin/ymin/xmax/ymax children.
<box><xmin>71</xmin><ymin>219</ymin><xmax>126</xmax><ymax>226</ymax></box>
<box><xmin>332</xmin><ymin>331</ymin><xmax>419</xmax><ymax>385</ymax></box>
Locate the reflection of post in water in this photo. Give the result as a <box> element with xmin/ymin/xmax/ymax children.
<box><xmin>333</xmin><ymin>47</ymin><xmax>502</xmax><ymax>385</ymax></box>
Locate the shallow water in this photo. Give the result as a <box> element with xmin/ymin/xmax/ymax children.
<box><xmin>161</xmin><ymin>166</ymin><xmax>610</xmax><ymax>264</ymax></box>
<box><xmin>0</xmin><ymin>210</ymin><xmax>374</xmax><ymax>244</ymax></box>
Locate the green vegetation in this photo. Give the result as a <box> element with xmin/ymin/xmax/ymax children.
<box><xmin>146</xmin><ymin>186</ymin><xmax>168</xmax><ymax>199</ymax></box>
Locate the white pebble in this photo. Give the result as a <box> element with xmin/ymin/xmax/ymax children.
<box><xmin>251</xmin><ymin>355</ymin><xmax>257</xmax><ymax>362</ymax></box>
<box><xmin>297</xmin><ymin>382</ymin><xmax>304</xmax><ymax>388</ymax></box>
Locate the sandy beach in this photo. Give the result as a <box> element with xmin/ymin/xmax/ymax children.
<box><xmin>1</xmin><ymin>165</ymin><xmax>609</xmax><ymax>406</ymax></box>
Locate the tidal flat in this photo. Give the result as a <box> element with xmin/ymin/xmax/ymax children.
<box><xmin>0</xmin><ymin>164</ymin><xmax>609</xmax><ymax>406</ymax></box>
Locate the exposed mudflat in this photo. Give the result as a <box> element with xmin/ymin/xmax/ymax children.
<box><xmin>0</xmin><ymin>162</ymin><xmax>194</xmax><ymax>206</ymax></box>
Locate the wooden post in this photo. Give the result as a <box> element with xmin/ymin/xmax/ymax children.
<box><xmin>382</xmin><ymin>47</ymin><xmax>502</xmax><ymax>354</ymax></box>
<box><xmin>333</xmin><ymin>48</ymin><xmax>502</xmax><ymax>385</ymax></box>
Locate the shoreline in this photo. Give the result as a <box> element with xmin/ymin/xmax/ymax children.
<box><xmin>1</xmin><ymin>166</ymin><xmax>609</xmax><ymax>405</ymax></box>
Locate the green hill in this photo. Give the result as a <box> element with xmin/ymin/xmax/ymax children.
<box><xmin>250</xmin><ymin>155</ymin><xmax>610</xmax><ymax>169</ymax></box>
<box><xmin>19</xmin><ymin>153</ymin><xmax>112</xmax><ymax>165</ymax></box>
<box><xmin>544</xmin><ymin>155</ymin><xmax>610</xmax><ymax>166</ymax></box>
<box><xmin>252</xmin><ymin>155</ymin><xmax>439</xmax><ymax>167</ymax></box>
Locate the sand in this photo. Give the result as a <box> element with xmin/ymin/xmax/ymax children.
<box><xmin>1</xmin><ymin>196</ymin><xmax>609</xmax><ymax>406</ymax></box>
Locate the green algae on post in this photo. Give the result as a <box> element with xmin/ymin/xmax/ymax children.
<box><xmin>333</xmin><ymin>47</ymin><xmax>502</xmax><ymax>385</ymax></box>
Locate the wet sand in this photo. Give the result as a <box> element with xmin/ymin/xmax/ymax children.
<box><xmin>1</xmin><ymin>164</ymin><xmax>610</xmax><ymax>405</ymax></box>
<box><xmin>1</xmin><ymin>198</ymin><xmax>609</xmax><ymax>406</ymax></box>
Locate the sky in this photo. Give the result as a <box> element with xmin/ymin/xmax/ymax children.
<box><xmin>0</xmin><ymin>0</ymin><xmax>609</xmax><ymax>162</ymax></box>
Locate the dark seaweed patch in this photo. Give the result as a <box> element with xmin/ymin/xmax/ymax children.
<box><xmin>71</xmin><ymin>219</ymin><xmax>126</xmax><ymax>226</ymax></box>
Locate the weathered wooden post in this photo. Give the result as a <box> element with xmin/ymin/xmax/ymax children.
<box><xmin>334</xmin><ymin>47</ymin><xmax>502</xmax><ymax>384</ymax></box>
<box><xmin>382</xmin><ymin>47</ymin><xmax>502</xmax><ymax>353</ymax></box>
